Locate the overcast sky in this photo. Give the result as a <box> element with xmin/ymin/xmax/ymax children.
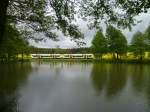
<box><xmin>30</xmin><ymin>11</ymin><xmax>150</xmax><ymax>48</ymax></box>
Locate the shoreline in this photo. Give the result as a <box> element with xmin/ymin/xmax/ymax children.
<box><xmin>1</xmin><ymin>59</ymin><xmax>150</xmax><ymax>64</ymax></box>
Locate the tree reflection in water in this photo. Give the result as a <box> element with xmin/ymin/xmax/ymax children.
<box><xmin>130</xmin><ymin>65</ymin><xmax>147</xmax><ymax>94</ymax></box>
<box><xmin>105</xmin><ymin>64</ymin><xmax>128</xmax><ymax>99</ymax></box>
<box><xmin>1</xmin><ymin>62</ymin><xmax>150</xmax><ymax>112</ymax></box>
<box><xmin>91</xmin><ymin>63</ymin><xmax>107</xmax><ymax>94</ymax></box>
<box><xmin>91</xmin><ymin>62</ymin><xmax>150</xmax><ymax>108</ymax></box>
<box><xmin>0</xmin><ymin>63</ymin><xmax>32</xmax><ymax>112</ymax></box>
<box><xmin>91</xmin><ymin>63</ymin><xmax>128</xmax><ymax>99</ymax></box>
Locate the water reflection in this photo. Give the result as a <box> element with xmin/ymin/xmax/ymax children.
<box><xmin>91</xmin><ymin>64</ymin><xmax>128</xmax><ymax>99</ymax></box>
<box><xmin>105</xmin><ymin>64</ymin><xmax>128</xmax><ymax>99</ymax></box>
<box><xmin>1</xmin><ymin>62</ymin><xmax>150</xmax><ymax>112</ymax></box>
<box><xmin>91</xmin><ymin>63</ymin><xmax>150</xmax><ymax>105</ymax></box>
<box><xmin>91</xmin><ymin>64</ymin><xmax>107</xmax><ymax>94</ymax></box>
<box><xmin>0</xmin><ymin>63</ymin><xmax>32</xmax><ymax>112</ymax></box>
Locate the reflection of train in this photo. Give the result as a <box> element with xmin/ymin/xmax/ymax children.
<box><xmin>31</xmin><ymin>54</ymin><xmax>94</xmax><ymax>59</ymax></box>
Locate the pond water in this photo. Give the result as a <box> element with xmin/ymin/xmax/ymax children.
<box><xmin>0</xmin><ymin>61</ymin><xmax>150</xmax><ymax>112</ymax></box>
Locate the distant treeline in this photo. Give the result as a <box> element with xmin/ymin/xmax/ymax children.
<box><xmin>30</xmin><ymin>47</ymin><xmax>92</xmax><ymax>54</ymax></box>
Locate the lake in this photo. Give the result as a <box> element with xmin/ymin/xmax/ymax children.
<box><xmin>0</xmin><ymin>61</ymin><xmax>150</xmax><ymax>112</ymax></box>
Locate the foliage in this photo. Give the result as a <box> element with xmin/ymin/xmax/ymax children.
<box><xmin>0</xmin><ymin>24</ymin><xmax>29</xmax><ymax>61</ymax></box>
<box><xmin>91</xmin><ymin>30</ymin><xmax>108</xmax><ymax>58</ymax></box>
<box><xmin>1</xmin><ymin>0</ymin><xmax>150</xmax><ymax>44</ymax></box>
<box><xmin>1</xmin><ymin>0</ymin><xmax>150</xmax><ymax>62</ymax></box>
<box><xmin>80</xmin><ymin>0</ymin><xmax>150</xmax><ymax>30</ymax></box>
<box><xmin>106</xmin><ymin>25</ymin><xmax>127</xmax><ymax>59</ymax></box>
<box><xmin>144</xmin><ymin>25</ymin><xmax>150</xmax><ymax>39</ymax></box>
<box><xmin>130</xmin><ymin>31</ymin><xmax>146</xmax><ymax>60</ymax></box>
<box><xmin>29</xmin><ymin>47</ymin><xmax>91</xmax><ymax>54</ymax></box>
<box><xmin>6</xmin><ymin>0</ymin><xmax>83</xmax><ymax>42</ymax></box>
<box><xmin>143</xmin><ymin>24</ymin><xmax>150</xmax><ymax>50</ymax></box>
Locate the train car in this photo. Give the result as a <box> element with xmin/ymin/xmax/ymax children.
<box><xmin>83</xmin><ymin>54</ymin><xmax>94</xmax><ymax>59</ymax></box>
<box><xmin>32</xmin><ymin>54</ymin><xmax>51</xmax><ymax>59</ymax></box>
<box><xmin>50</xmin><ymin>54</ymin><xmax>61</xmax><ymax>59</ymax></box>
<box><xmin>31</xmin><ymin>54</ymin><xmax>94</xmax><ymax>59</ymax></box>
<box><xmin>71</xmin><ymin>54</ymin><xmax>84</xmax><ymax>59</ymax></box>
<box><xmin>40</xmin><ymin>54</ymin><xmax>51</xmax><ymax>58</ymax></box>
<box><xmin>63</xmin><ymin>54</ymin><xmax>71</xmax><ymax>59</ymax></box>
<box><xmin>32</xmin><ymin>54</ymin><xmax>40</xmax><ymax>59</ymax></box>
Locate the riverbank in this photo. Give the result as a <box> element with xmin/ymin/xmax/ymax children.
<box><xmin>31</xmin><ymin>59</ymin><xmax>150</xmax><ymax>64</ymax></box>
<box><xmin>1</xmin><ymin>58</ymin><xmax>150</xmax><ymax>64</ymax></box>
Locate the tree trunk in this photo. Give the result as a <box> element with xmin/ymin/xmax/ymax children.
<box><xmin>16</xmin><ymin>53</ymin><xmax>19</xmax><ymax>61</ymax></box>
<box><xmin>21</xmin><ymin>52</ymin><xmax>24</xmax><ymax>62</ymax></box>
<box><xmin>116</xmin><ymin>53</ymin><xmax>119</xmax><ymax>60</ymax></box>
<box><xmin>120</xmin><ymin>55</ymin><xmax>122</xmax><ymax>60</ymax></box>
<box><xmin>7</xmin><ymin>53</ymin><xmax>10</xmax><ymax>61</ymax></box>
<box><xmin>113</xmin><ymin>53</ymin><xmax>116</xmax><ymax>60</ymax></box>
<box><xmin>99</xmin><ymin>54</ymin><xmax>102</xmax><ymax>60</ymax></box>
<box><xmin>139</xmin><ymin>49</ymin><xmax>143</xmax><ymax>61</ymax></box>
<box><xmin>140</xmin><ymin>55</ymin><xmax>143</xmax><ymax>61</ymax></box>
<box><xmin>0</xmin><ymin>0</ymin><xmax>9</xmax><ymax>44</ymax></box>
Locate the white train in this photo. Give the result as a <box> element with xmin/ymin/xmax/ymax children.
<box><xmin>31</xmin><ymin>54</ymin><xmax>94</xmax><ymax>59</ymax></box>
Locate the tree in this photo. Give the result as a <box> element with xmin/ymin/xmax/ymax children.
<box><xmin>0</xmin><ymin>0</ymin><xmax>9</xmax><ymax>43</ymax></box>
<box><xmin>145</xmin><ymin>25</ymin><xmax>150</xmax><ymax>39</ymax></box>
<box><xmin>0</xmin><ymin>24</ymin><xmax>29</xmax><ymax>61</ymax></box>
<box><xmin>106</xmin><ymin>25</ymin><xmax>127</xmax><ymax>60</ymax></box>
<box><xmin>144</xmin><ymin>24</ymin><xmax>150</xmax><ymax>51</ymax></box>
<box><xmin>0</xmin><ymin>0</ymin><xmax>84</xmax><ymax>45</ymax></box>
<box><xmin>80</xmin><ymin>0</ymin><xmax>150</xmax><ymax>29</ymax></box>
<box><xmin>1</xmin><ymin>0</ymin><xmax>150</xmax><ymax>44</ymax></box>
<box><xmin>130</xmin><ymin>31</ymin><xmax>146</xmax><ymax>60</ymax></box>
<box><xmin>91</xmin><ymin>30</ymin><xmax>108</xmax><ymax>59</ymax></box>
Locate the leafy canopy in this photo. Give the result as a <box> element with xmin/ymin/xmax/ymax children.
<box><xmin>106</xmin><ymin>25</ymin><xmax>127</xmax><ymax>55</ymax></box>
<box><xmin>130</xmin><ymin>31</ymin><xmax>146</xmax><ymax>57</ymax></box>
<box><xmin>0</xmin><ymin>24</ymin><xmax>29</xmax><ymax>57</ymax></box>
<box><xmin>7</xmin><ymin>0</ymin><xmax>150</xmax><ymax>39</ymax></box>
<box><xmin>91</xmin><ymin>30</ymin><xmax>108</xmax><ymax>54</ymax></box>
<box><xmin>0</xmin><ymin>0</ymin><xmax>150</xmax><ymax>45</ymax></box>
